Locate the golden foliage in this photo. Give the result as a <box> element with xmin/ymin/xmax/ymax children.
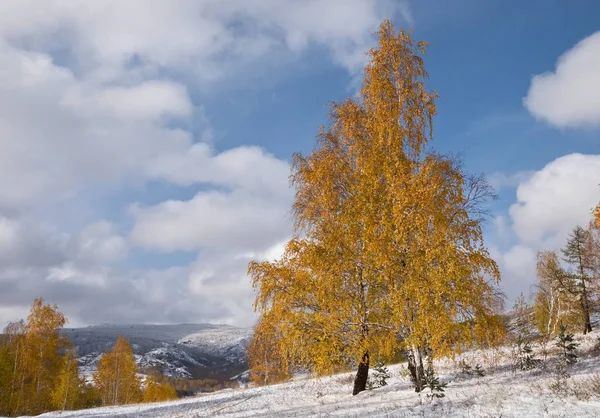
<box><xmin>51</xmin><ymin>349</ymin><xmax>85</xmax><ymax>411</ymax></box>
<box><xmin>533</xmin><ymin>251</ymin><xmax>580</xmax><ymax>336</ymax></box>
<box><xmin>0</xmin><ymin>298</ymin><xmax>70</xmax><ymax>416</ymax></box>
<box><xmin>143</xmin><ymin>371</ymin><xmax>178</xmax><ymax>403</ymax></box>
<box><xmin>93</xmin><ymin>335</ymin><xmax>142</xmax><ymax>406</ymax></box>
<box><xmin>248</xmin><ymin>316</ymin><xmax>292</xmax><ymax>385</ymax></box>
<box><xmin>249</xmin><ymin>20</ymin><xmax>503</xmax><ymax>387</ymax></box>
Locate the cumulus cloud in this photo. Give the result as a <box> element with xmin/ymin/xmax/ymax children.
<box><xmin>0</xmin><ymin>0</ymin><xmax>409</xmax><ymax>81</ymax></box>
<box><xmin>524</xmin><ymin>31</ymin><xmax>600</xmax><ymax>128</ymax></box>
<box><xmin>0</xmin><ymin>216</ymin><xmax>243</xmax><ymax>327</ymax></box>
<box><xmin>67</xmin><ymin>221</ymin><xmax>129</xmax><ymax>264</ymax></box>
<box><xmin>509</xmin><ymin>154</ymin><xmax>600</xmax><ymax>246</ymax></box>
<box><xmin>0</xmin><ymin>1</ymin><xmax>410</xmax><ymax>327</ymax></box>
<box><xmin>492</xmin><ymin>153</ymin><xmax>600</xmax><ymax>302</ymax></box>
<box><xmin>131</xmin><ymin>188</ymin><xmax>292</xmax><ymax>253</ymax></box>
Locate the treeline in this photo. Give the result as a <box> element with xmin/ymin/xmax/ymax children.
<box><xmin>169</xmin><ymin>377</ymin><xmax>238</xmax><ymax>396</ymax></box>
<box><xmin>0</xmin><ymin>298</ymin><xmax>177</xmax><ymax>417</ymax></box>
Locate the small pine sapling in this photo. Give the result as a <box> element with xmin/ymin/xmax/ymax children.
<box><xmin>459</xmin><ymin>359</ymin><xmax>485</xmax><ymax>377</ymax></box>
<box><xmin>367</xmin><ymin>358</ymin><xmax>390</xmax><ymax>390</ymax></box>
<box><xmin>556</xmin><ymin>324</ymin><xmax>579</xmax><ymax>366</ymax></box>
<box><xmin>474</xmin><ymin>364</ymin><xmax>485</xmax><ymax>377</ymax></box>
<box><xmin>424</xmin><ymin>363</ymin><xmax>447</xmax><ymax>399</ymax></box>
<box><xmin>517</xmin><ymin>335</ymin><xmax>540</xmax><ymax>371</ymax></box>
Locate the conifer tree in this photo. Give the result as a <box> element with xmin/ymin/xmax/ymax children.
<box><xmin>250</xmin><ymin>20</ymin><xmax>503</xmax><ymax>395</ymax></box>
<box><xmin>561</xmin><ymin>226</ymin><xmax>595</xmax><ymax>333</ymax></box>
<box><xmin>424</xmin><ymin>362</ymin><xmax>447</xmax><ymax>399</ymax></box>
<box><xmin>93</xmin><ymin>335</ymin><xmax>142</xmax><ymax>406</ymax></box>
<box><xmin>556</xmin><ymin>324</ymin><xmax>579</xmax><ymax>366</ymax></box>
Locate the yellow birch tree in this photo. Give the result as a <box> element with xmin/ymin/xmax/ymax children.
<box><xmin>250</xmin><ymin>20</ymin><xmax>503</xmax><ymax>395</ymax></box>
<box><xmin>142</xmin><ymin>370</ymin><xmax>178</xmax><ymax>403</ymax></box>
<box><xmin>51</xmin><ymin>349</ymin><xmax>84</xmax><ymax>411</ymax></box>
<box><xmin>93</xmin><ymin>335</ymin><xmax>142</xmax><ymax>406</ymax></box>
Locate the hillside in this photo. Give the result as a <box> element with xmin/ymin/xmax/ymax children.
<box><xmin>37</xmin><ymin>329</ymin><xmax>600</xmax><ymax>417</ymax></box>
<box><xmin>62</xmin><ymin>324</ymin><xmax>252</xmax><ymax>381</ymax></box>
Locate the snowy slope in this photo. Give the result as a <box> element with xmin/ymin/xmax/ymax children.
<box><xmin>37</xmin><ymin>330</ymin><xmax>600</xmax><ymax>417</ymax></box>
<box><xmin>178</xmin><ymin>327</ymin><xmax>252</xmax><ymax>363</ymax></box>
<box><xmin>63</xmin><ymin>324</ymin><xmax>252</xmax><ymax>380</ymax></box>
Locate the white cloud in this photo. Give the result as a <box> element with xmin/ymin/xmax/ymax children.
<box><xmin>0</xmin><ymin>40</ymin><xmax>197</xmax><ymax>212</ymax></box>
<box><xmin>148</xmin><ymin>144</ymin><xmax>291</xmax><ymax>193</ymax></box>
<box><xmin>0</xmin><ymin>1</ymin><xmax>412</xmax><ymax>327</ymax></box>
<box><xmin>524</xmin><ymin>31</ymin><xmax>600</xmax><ymax>128</ymax></box>
<box><xmin>0</xmin><ymin>0</ymin><xmax>409</xmax><ymax>81</ymax></box>
<box><xmin>0</xmin><ymin>0</ymin><xmax>404</xmax><ymax>213</ymax></box>
<box><xmin>188</xmin><ymin>240</ymin><xmax>291</xmax><ymax>326</ymax></box>
<box><xmin>67</xmin><ymin>220</ymin><xmax>129</xmax><ymax>264</ymax></box>
<box><xmin>509</xmin><ymin>153</ymin><xmax>600</xmax><ymax>246</ymax></box>
<box><xmin>492</xmin><ymin>153</ymin><xmax>600</xmax><ymax>303</ymax></box>
<box><xmin>73</xmin><ymin>81</ymin><xmax>193</xmax><ymax>121</ymax></box>
<box><xmin>130</xmin><ymin>188</ymin><xmax>292</xmax><ymax>253</ymax></box>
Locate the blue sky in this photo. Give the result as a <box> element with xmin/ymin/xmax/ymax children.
<box><xmin>0</xmin><ymin>0</ymin><xmax>599</xmax><ymax>327</ymax></box>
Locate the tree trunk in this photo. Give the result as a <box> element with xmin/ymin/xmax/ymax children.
<box><xmin>352</xmin><ymin>351</ymin><xmax>370</xmax><ymax>396</ymax></box>
<box><xmin>407</xmin><ymin>346</ymin><xmax>424</xmax><ymax>392</ymax></box>
<box><xmin>580</xmin><ymin>277</ymin><xmax>593</xmax><ymax>334</ymax></box>
<box><xmin>581</xmin><ymin>296</ymin><xmax>593</xmax><ymax>334</ymax></box>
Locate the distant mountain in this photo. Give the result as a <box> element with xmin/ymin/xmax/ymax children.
<box><xmin>62</xmin><ymin>323</ymin><xmax>253</xmax><ymax>382</ymax></box>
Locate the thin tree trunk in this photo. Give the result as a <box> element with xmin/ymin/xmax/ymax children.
<box><xmin>352</xmin><ymin>351</ymin><xmax>370</xmax><ymax>396</ymax></box>
<box><xmin>8</xmin><ymin>340</ymin><xmax>20</xmax><ymax>414</ymax></box>
<box><xmin>580</xmin><ymin>295</ymin><xmax>592</xmax><ymax>334</ymax></box>
<box><xmin>407</xmin><ymin>346</ymin><xmax>424</xmax><ymax>392</ymax></box>
<box><xmin>576</xmin><ymin>240</ymin><xmax>593</xmax><ymax>334</ymax></box>
<box><xmin>62</xmin><ymin>359</ymin><xmax>71</xmax><ymax>410</ymax></box>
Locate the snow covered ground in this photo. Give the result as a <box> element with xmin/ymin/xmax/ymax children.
<box><xmin>32</xmin><ymin>330</ymin><xmax>600</xmax><ymax>417</ymax></box>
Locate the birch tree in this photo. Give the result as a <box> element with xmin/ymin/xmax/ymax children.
<box><xmin>250</xmin><ymin>20</ymin><xmax>502</xmax><ymax>395</ymax></box>
<box><xmin>51</xmin><ymin>349</ymin><xmax>83</xmax><ymax>411</ymax></box>
<box><xmin>93</xmin><ymin>336</ymin><xmax>142</xmax><ymax>406</ymax></box>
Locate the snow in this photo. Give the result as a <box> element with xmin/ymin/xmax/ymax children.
<box><xmin>32</xmin><ymin>330</ymin><xmax>600</xmax><ymax>417</ymax></box>
<box><xmin>63</xmin><ymin>324</ymin><xmax>252</xmax><ymax>380</ymax></box>
<box><xmin>178</xmin><ymin>327</ymin><xmax>252</xmax><ymax>361</ymax></box>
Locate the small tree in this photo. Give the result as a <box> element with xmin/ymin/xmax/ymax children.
<box><xmin>143</xmin><ymin>371</ymin><xmax>177</xmax><ymax>403</ymax></box>
<box><xmin>561</xmin><ymin>226</ymin><xmax>596</xmax><ymax>334</ymax></box>
<box><xmin>93</xmin><ymin>336</ymin><xmax>142</xmax><ymax>406</ymax></box>
<box><xmin>367</xmin><ymin>358</ymin><xmax>390</xmax><ymax>390</ymax></box>
<box><xmin>512</xmin><ymin>294</ymin><xmax>539</xmax><ymax>370</ymax></box>
<box><xmin>556</xmin><ymin>324</ymin><xmax>579</xmax><ymax>366</ymax></box>
<box><xmin>51</xmin><ymin>349</ymin><xmax>84</xmax><ymax>411</ymax></box>
<box><xmin>424</xmin><ymin>363</ymin><xmax>447</xmax><ymax>399</ymax></box>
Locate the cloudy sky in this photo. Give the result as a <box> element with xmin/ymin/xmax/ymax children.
<box><xmin>0</xmin><ymin>0</ymin><xmax>599</xmax><ymax>328</ymax></box>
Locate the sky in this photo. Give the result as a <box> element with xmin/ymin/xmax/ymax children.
<box><xmin>0</xmin><ymin>0</ymin><xmax>599</xmax><ymax>328</ymax></box>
